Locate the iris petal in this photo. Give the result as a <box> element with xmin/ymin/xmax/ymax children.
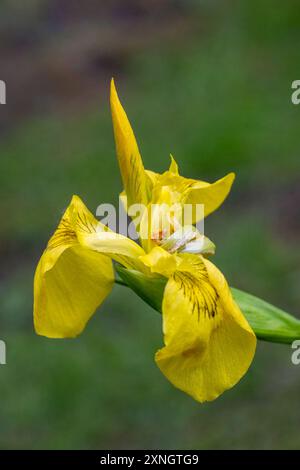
<box><xmin>110</xmin><ymin>79</ymin><xmax>151</xmax><ymax>208</ymax></box>
<box><xmin>155</xmin><ymin>254</ymin><xmax>256</xmax><ymax>402</ymax></box>
<box><xmin>184</xmin><ymin>173</ymin><xmax>235</xmax><ymax>220</ymax></box>
<box><xmin>34</xmin><ymin>196</ymin><xmax>114</xmax><ymax>338</ymax></box>
<box><xmin>34</xmin><ymin>245</ymin><xmax>113</xmax><ymax>338</ymax></box>
<box><xmin>34</xmin><ymin>195</ymin><xmax>147</xmax><ymax>338</ymax></box>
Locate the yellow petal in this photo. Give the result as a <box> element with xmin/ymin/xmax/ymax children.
<box><xmin>120</xmin><ymin>172</ymin><xmax>157</xmax><ymax>213</ymax></box>
<box><xmin>83</xmin><ymin>230</ymin><xmax>147</xmax><ymax>272</ymax></box>
<box><xmin>144</xmin><ymin>170</ymin><xmax>235</xmax><ymax>225</ymax></box>
<box><xmin>140</xmin><ymin>246</ymin><xmax>180</xmax><ymax>277</ymax></box>
<box><xmin>139</xmin><ymin>180</ymin><xmax>187</xmax><ymax>252</ymax></box>
<box><xmin>34</xmin><ymin>196</ymin><xmax>114</xmax><ymax>338</ymax></box>
<box><xmin>155</xmin><ymin>254</ymin><xmax>256</xmax><ymax>402</ymax></box>
<box><xmin>169</xmin><ymin>154</ymin><xmax>179</xmax><ymax>174</ymax></box>
<box><xmin>34</xmin><ymin>194</ymin><xmax>148</xmax><ymax>338</ymax></box>
<box><xmin>34</xmin><ymin>245</ymin><xmax>114</xmax><ymax>338</ymax></box>
<box><xmin>71</xmin><ymin>195</ymin><xmax>147</xmax><ymax>272</ymax></box>
<box><xmin>110</xmin><ymin>79</ymin><xmax>150</xmax><ymax>207</ymax></box>
<box><xmin>145</xmin><ymin>169</ymin><xmax>159</xmax><ymax>187</ymax></box>
<box><xmin>184</xmin><ymin>172</ymin><xmax>235</xmax><ymax>220</ymax></box>
<box><xmin>119</xmin><ymin>190</ymin><xmax>128</xmax><ymax>212</ymax></box>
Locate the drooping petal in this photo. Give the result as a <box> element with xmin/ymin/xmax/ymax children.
<box><xmin>82</xmin><ymin>229</ymin><xmax>147</xmax><ymax>272</ymax></box>
<box><xmin>34</xmin><ymin>196</ymin><xmax>114</xmax><ymax>338</ymax></box>
<box><xmin>72</xmin><ymin>195</ymin><xmax>147</xmax><ymax>272</ymax></box>
<box><xmin>155</xmin><ymin>254</ymin><xmax>256</xmax><ymax>402</ymax></box>
<box><xmin>110</xmin><ymin>79</ymin><xmax>150</xmax><ymax>208</ymax></box>
<box><xmin>34</xmin><ymin>245</ymin><xmax>114</xmax><ymax>338</ymax></box>
<box><xmin>34</xmin><ymin>195</ymin><xmax>147</xmax><ymax>338</ymax></box>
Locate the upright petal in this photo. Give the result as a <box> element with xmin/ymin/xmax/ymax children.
<box><xmin>184</xmin><ymin>173</ymin><xmax>235</xmax><ymax>220</ymax></box>
<box><xmin>110</xmin><ymin>79</ymin><xmax>150</xmax><ymax>207</ymax></box>
<box><xmin>169</xmin><ymin>155</ymin><xmax>179</xmax><ymax>174</ymax></box>
<box><xmin>155</xmin><ymin>254</ymin><xmax>256</xmax><ymax>402</ymax></box>
<box><xmin>143</xmin><ymin>170</ymin><xmax>235</xmax><ymax>226</ymax></box>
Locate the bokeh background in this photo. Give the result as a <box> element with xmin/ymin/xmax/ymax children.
<box><xmin>0</xmin><ymin>0</ymin><xmax>300</xmax><ymax>449</ymax></box>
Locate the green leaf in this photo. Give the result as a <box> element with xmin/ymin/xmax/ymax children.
<box><xmin>231</xmin><ymin>288</ymin><xmax>300</xmax><ymax>344</ymax></box>
<box><xmin>116</xmin><ymin>265</ymin><xmax>300</xmax><ymax>344</ymax></box>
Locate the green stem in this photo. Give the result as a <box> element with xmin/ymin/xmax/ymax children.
<box><xmin>115</xmin><ymin>278</ymin><xmax>128</xmax><ymax>287</ymax></box>
<box><xmin>116</xmin><ymin>264</ymin><xmax>300</xmax><ymax>345</ymax></box>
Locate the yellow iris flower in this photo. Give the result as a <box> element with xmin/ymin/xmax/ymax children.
<box><xmin>34</xmin><ymin>80</ymin><xmax>256</xmax><ymax>403</ymax></box>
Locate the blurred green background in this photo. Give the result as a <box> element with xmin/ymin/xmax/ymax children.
<box><xmin>0</xmin><ymin>0</ymin><xmax>300</xmax><ymax>449</ymax></box>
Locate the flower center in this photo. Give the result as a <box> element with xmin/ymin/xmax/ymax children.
<box><xmin>157</xmin><ymin>226</ymin><xmax>197</xmax><ymax>253</ymax></box>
